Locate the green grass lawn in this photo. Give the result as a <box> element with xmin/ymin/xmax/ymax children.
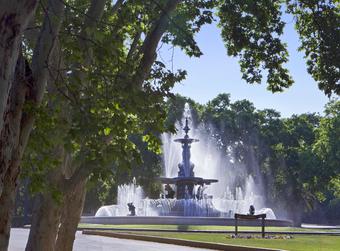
<box><xmin>79</xmin><ymin>224</ymin><xmax>340</xmax><ymax>250</ymax></box>
<box><xmin>115</xmin><ymin>231</ymin><xmax>340</xmax><ymax>251</ymax></box>
<box><xmin>78</xmin><ymin>224</ymin><xmax>338</xmax><ymax>232</ymax></box>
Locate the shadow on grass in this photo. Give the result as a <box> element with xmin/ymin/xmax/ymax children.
<box><xmin>177</xmin><ymin>225</ymin><xmax>189</xmax><ymax>231</ymax></box>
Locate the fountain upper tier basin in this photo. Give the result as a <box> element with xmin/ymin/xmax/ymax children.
<box><xmin>174</xmin><ymin>138</ymin><xmax>199</xmax><ymax>143</ymax></box>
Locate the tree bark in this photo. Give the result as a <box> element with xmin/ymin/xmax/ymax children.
<box><xmin>55</xmin><ymin>179</ymin><xmax>87</xmax><ymax>251</ymax></box>
<box><xmin>0</xmin><ymin>53</ymin><xmax>30</xmax><ymax>251</ymax></box>
<box><xmin>0</xmin><ymin>1</ymin><xmax>64</xmax><ymax>250</ymax></box>
<box><xmin>25</xmin><ymin>193</ymin><xmax>63</xmax><ymax>251</ymax></box>
<box><xmin>0</xmin><ymin>164</ymin><xmax>19</xmax><ymax>251</ymax></box>
<box><xmin>0</xmin><ymin>0</ymin><xmax>37</xmax><ymax>139</ymax></box>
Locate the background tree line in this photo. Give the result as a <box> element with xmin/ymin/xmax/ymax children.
<box><xmin>16</xmin><ymin>94</ymin><xmax>339</xmax><ymax>225</ymax></box>
<box><xmin>65</xmin><ymin>94</ymin><xmax>338</xmax><ymax>224</ymax></box>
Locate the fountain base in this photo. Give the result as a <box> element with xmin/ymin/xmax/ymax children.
<box><xmin>82</xmin><ymin>216</ymin><xmax>293</xmax><ymax>227</ymax></box>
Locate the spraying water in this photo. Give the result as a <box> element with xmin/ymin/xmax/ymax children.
<box><xmin>95</xmin><ymin>103</ymin><xmax>276</xmax><ymax>218</ymax></box>
<box><xmin>95</xmin><ymin>178</ymin><xmax>145</xmax><ymax>216</ymax></box>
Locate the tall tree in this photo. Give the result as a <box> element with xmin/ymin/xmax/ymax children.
<box><xmin>23</xmin><ymin>1</ymin><xmax>214</xmax><ymax>250</ymax></box>
<box><xmin>0</xmin><ymin>0</ymin><xmax>64</xmax><ymax>249</ymax></box>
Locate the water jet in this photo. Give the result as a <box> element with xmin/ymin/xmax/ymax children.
<box><xmin>88</xmin><ymin>103</ymin><xmax>292</xmax><ymax>226</ymax></box>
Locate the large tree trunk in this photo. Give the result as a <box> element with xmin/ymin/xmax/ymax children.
<box><xmin>0</xmin><ymin>53</ymin><xmax>30</xmax><ymax>251</ymax></box>
<box><xmin>0</xmin><ymin>0</ymin><xmax>37</xmax><ymax>140</ymax></box>
<box><xmin>25</xmin><ymin>164</ymin><xmax>88</xmax><ymax>251</ymax></box>
<box><xmin>0</xmin><ymin>47</ymin><xmax>31</xmax><ymax>199</ymax></box>
<box><xmin>0</xmin><ymin>1</ymin><xmax>64</xmax><ymax>249</ymax></box>
<box><xmin>25</xmin><ymin>156</ymin><xmax>66</xmax><ymax>251</ymax></box>
<box><xmin>0</xmin><ymin>165</ymin><xmax>19</xmax><ymax>251</ymax></box>
<box><xmin>55</xmin><ymin>179</ymin><xmax>87</xmax><ymax>251</ymax></box>
<box><xmin>25</xmin><ymin>192</ymin><xmax>62</xmax><ymax>251</ymax></box>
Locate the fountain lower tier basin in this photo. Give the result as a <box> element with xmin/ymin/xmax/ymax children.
<box><xmin>95</xmin><ymin>199</ymin><xmax>277</xmax><ymax>218</ymax></box>
<box><xmin>159</xmin><ymin>177</ymin><xmax>218</xmax><ymax>185</ymax></box>
<box><xmin>81</xmin><ymin>216</ymin><xmax>293</xmax><ymax>227</ymax></box>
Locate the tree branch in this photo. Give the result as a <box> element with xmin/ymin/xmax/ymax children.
<box><xmin>19</xmin><ymin>0</ymin><xmax>65</xmax><ymax>158</ymax></box>
<box><xmin>79</xmin><ymin>0</ymin><xmax>106</xmax><ymax>65</ymax></box>
<box><xmin>133</xmin><ymin>0</ymin><xmax>181</xmax><ymax>87</ymax></box>
<box><xmin>31</xmin><ymin>0</ymin><xmax>65</xmax><ymax>104</ymax></box>
<box><xmin>127</xmin><ymin>30</ymin><xmax>142</xmax><ymax>62</ymax></box>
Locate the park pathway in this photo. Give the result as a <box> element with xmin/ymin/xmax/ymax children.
<box><xmin>9</xmin><ymin>228</ymin><xmax>211</xmax><ymax>251</ymax></box>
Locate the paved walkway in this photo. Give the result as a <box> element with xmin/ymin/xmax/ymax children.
<box><xmin>301</xmin><ymin>223</ymin><xmax>340</xmax><ymax>229</ymax></box>
<box><xmin>9</xmin><ymin>228</ymin><xmax>210</xmax><ymax>251</ymax></box>
<box><xmin>78</xmin><ymin>227</ymin><xmax>340</xmax><ymax>235</ymax></box>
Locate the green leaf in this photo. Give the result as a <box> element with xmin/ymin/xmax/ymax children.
<box><xmin>104</xmin><ymin>127</ymin><xmax>111</xmax><ymax>136</ymax></box>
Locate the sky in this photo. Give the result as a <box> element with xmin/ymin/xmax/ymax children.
<box><xmin>158</xmin><ymin>17</ymin><xmax>334</xmax><ymax>118</ymax></box>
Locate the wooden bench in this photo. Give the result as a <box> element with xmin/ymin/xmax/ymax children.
<box><xmin>234</xmin><ymin>213</ymin><xmax>267</xmax><ymax>238</ymax></box>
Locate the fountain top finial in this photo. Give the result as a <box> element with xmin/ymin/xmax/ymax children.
<box><xmin>174</xmin><ymin>117</ymin><xmax>198</xmax><ymax>143</ymax></box>
<box><xmin>184</xmin><ymin>117</ymin><xmax>190</xmax><ymax>137</ymax></box>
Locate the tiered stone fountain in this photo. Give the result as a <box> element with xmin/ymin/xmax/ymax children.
<box><xmin>90</xmin><ymin>104</ymin><xmax>293</xmax><ymax>226</ymax></box>
<box><xmin>160</xmin><ymin>118</ymin><xmax>218</xmax><ymax>200</ymax></box>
